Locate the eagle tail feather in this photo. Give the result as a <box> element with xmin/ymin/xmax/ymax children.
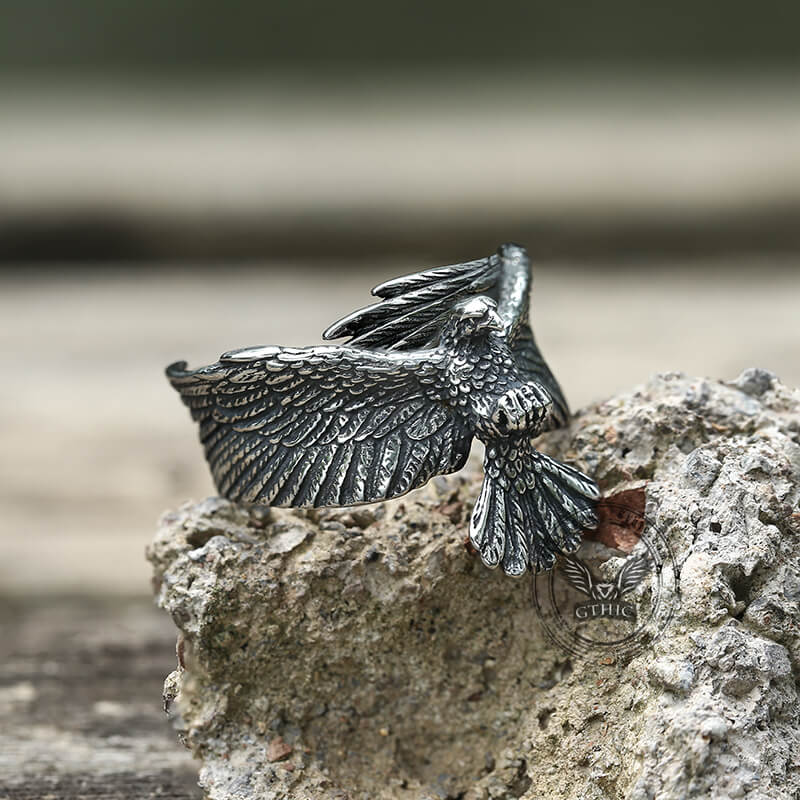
<box><xmin>470</xmin><ymin>444</ymin><xmax>600</xmax><ymax>576</ymax></box>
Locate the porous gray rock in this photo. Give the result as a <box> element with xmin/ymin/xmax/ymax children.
<box><xmin>148</xmin><ymin>370</ymin><xmax>800</xmax><ymax>800</ymax></box>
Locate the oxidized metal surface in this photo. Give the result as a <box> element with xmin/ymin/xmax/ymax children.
<box><xmin>167</xmin><ymin>243</ymin><xmax>599</xmax><ymax>575</ymax></box>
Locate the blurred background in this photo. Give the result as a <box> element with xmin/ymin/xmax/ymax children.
<box><xmin>1</xmin><ymin>2</ymin><xmax>799</xmax><ymax>793</ymax></box>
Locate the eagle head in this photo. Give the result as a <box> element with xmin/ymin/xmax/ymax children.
<box><xmin>447</xmin><ymin>296</ymin><xmax>504</xmax><ymax>338</ymax></box>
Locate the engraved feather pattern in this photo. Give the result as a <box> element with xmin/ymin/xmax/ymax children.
<box><xmin>167</xmin><ymin>243</ymin><xmax>600</xmax><ymax>575</ymax></box>
<box><xmin>323</xmin><ymin>242</ymin><xmax>569</xmax><ymax>429</ymax></box>
<box><xmin>167</xmin><ymin>347</ymin><xmax>473</xmax><ymax>508</ymax></box>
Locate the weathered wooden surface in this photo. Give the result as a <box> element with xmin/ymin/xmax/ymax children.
<box><xmin>0</xmin><ymin>596</ymin><xmax>199</xmax><ymax>799</ymax></box>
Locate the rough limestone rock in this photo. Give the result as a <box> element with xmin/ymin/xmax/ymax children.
<box><xmin>148</xmin><ymin>369</ymin><xmax>800</xmax><ymax>800</ymax></box>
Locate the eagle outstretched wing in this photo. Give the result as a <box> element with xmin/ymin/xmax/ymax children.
<box><xmin>616</xmin><ymin>555</ymin><xmax>651</xmax><ymax>597</ymax></box>
<box><xmin>559</xmin><ymin>556</ymin><xmax>595</xmax><ymax>597</ymax></box>
<box><xmin>167</xmin><ymin>345</ymin><xmax>474</xmax><ymax>507</ymax></box>
<box><xmin>322</xmin><ymin>243</ymin><xmax>568</xmax><ymax>428</ymax></box>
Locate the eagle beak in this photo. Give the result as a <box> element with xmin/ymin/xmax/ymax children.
<box><xmin>477</xmin><ymin>311</ymin><xmax>504</xmax><ymax>332</ymax></box>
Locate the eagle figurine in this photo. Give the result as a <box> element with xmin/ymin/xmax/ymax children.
<box><xmin>167</xmin><ymin>243</ymin><xmax>599</xmax><ymax>576</ymax></box>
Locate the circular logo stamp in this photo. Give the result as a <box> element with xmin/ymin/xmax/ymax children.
<box><xmin>532</xmin><ymin>488</ymin><xmax>679</xmax><ymax>659</ymax></box>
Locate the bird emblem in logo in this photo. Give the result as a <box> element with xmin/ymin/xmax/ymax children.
<box><xmin>559</xmin><ymin>554</ymin><xmax>651</xmax><ymax>620</ymax></box>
